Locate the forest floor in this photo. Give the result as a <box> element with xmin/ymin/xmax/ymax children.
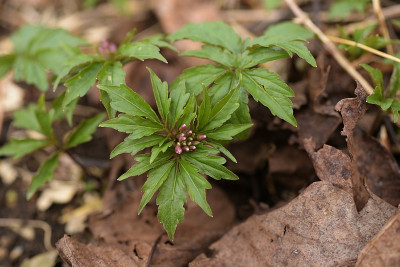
<box><xmin>0</xmin><ymin>0</ymin><xmax>399</xmax><ymax>266</ymax></box>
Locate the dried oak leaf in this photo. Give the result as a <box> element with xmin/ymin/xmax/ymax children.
<box><xmin>189</xmin><ymin>181</ymin><xmax>397</xmax><ymax>267</ymax></box>
<box><xmin>57</xmin><ymin>235</ymin><xmax>146</xmax><ymax>267</ymax></box>
<box><xmin>56</xmin><ymin>184</ymin><xmax>235</xmax><ymax>267</ymax></box>
<box><xmin>356</xmin><ymin>212</ymin><xmax>400</xmax><ymax>267</ymax></box>
<box><xmin>304</xmin><ymin>138</ymin><xmax>352</xmax><ymax>194</ymax></box>
<box><xmin>335</xmin><ymin>82</ymin><xmax>370</xmax><ymax>211</ymax></box>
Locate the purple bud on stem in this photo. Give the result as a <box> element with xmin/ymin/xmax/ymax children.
<box><xmin>190</xmin><ymin>146</ymin><xmax>196</xmax><ymax>150</ymax></box>
<box><xmin>179</xmin><ymin>136</ymin><xmax>186</xmax><ymax>142</ymax></box>
<box><xmin>197</xmin><ymin>134</ymin><xmax>207</xmax><ymax>141</ymax></box>
<box><xmin>188</xmin><ymin>137</ymin><xmax>193</xmax><ymax>141</ymax></box>
<box><xmin>175</xmin><ymin>146</ymin><xmax>182</xmax><ymax>154</ymax></box>
<box><xmin>193</xmin><ymin>141</ymin><xmax>200</xmax><ymax>145</ymax></box>
<box><xmin>183</xmin><ymin>146</ymin><xmax>190</xmax><ymax>152</ymax></box>
<box><xmin>179</xmin><ymin>124</ymin><xmax>187</xmax><ymax>132</ymax></box>
<box><xmin>186</xmin><ymin>130</ymin><xmax>193</xmax><ymax>135</ymax></box>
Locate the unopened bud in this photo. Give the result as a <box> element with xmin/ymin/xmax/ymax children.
<box><xmin>188</xmin><ymin>137</ymin><xmax>193</xmax><ymax>141</ymax></box>
<box><xmin>176</xmin><ymin>142</ymin><xmax>181</xmax><ymax>147</ymax></box>
<box><xmin>193</xmin><ymin>141</ymin><xmax>200</xmax><ymax>145</ymax></box>
<box><xmin>197</xmin><ymin>134</ymin><xmax>207</xmax><ymax>141</ymax></box>
<box><xmin>187</xmin><ymin>142</ymin><xmax>192</xmax><ymax>146</ymax></box>
<box><xmin>175</xmin><ymin>146</ymin><xmax>182</xmax><ymax>154</ymax></box>
<box><xmin>183</xmin><ymin>146</ymin><xmax>190</xmax><ymax>152</ymax></box>
<box><xmin>109</xmin><ymin>43</ymin><xmax>117</xmax><ymax>52</ymax></box>
<box><xmin>190</xmin><ymin>146</ymin><xmax>196</xmax><ymax>150</ymax></box>
<box><xmin>180</xmin><ymin>133</ymin><xmax>185</xmax><ymax>137</ymax></box>
<box><xmin>179</xmin><ymin>124</ymin><xmax>187</xmax><ymax>132</ymax></box>
<box><xmin>186</xmin><ymin>130</ymin><xmax>193</xmax><ymax>135</ymax></box>
<box><xmin>179</xmin><ymin>136</ymin><xmax>186</xmax><ymax>142</ymax></box>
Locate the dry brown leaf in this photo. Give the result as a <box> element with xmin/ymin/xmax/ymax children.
<box><xmin>304</xmin><ymin>138</ymin><xmax>352</xmax><ymax>194</ymax></box>
<box><xmin>189</xmin><ymin>181</ymin><xmax>397</xmax><ymax>267</ymax></box>
<box><xmin>57</xmin><ymin>185</ymin><xmax>235</xmax><ymax>267</ymax></box>
<box><xmin>356</xmin><ymin>212</ymin><xmax>400</xmax><ymax>267</ymax></box>
<box><xmin>335</xmin><ymin>82</ymin><xmax>370</xmax><ymax>211</ymax></box>
<box><xmin>57</xmin><ymin>235</ymin><xmax>145</xmax><ymax>267</ymax></box>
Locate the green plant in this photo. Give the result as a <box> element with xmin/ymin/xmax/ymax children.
<box><xmin>0</xmin><ymin>21</ymin><xmax>316</xmax><ymax>239</ymax></box>
<box><xmin>328</xmin><ymin>0</ymin><xmax>370</xmax><ymax>20</ymax></box>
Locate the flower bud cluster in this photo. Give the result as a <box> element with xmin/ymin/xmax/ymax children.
<box><xmin>173</xmin><ymin>124</ymin><xmax>206</xmax><ymax>154</ymax></box>
<box><xmin>98</xmin><ymin>40</ymin><xmax>117</xmax><ymax>58</ymax></box>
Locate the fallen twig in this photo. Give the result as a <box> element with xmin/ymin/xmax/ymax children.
<box><xmin>284</xmin><ymin>0</ymin><xmax>374</xmax><ymax>95</ymax></box>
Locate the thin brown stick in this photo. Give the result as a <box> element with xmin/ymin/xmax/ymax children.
<box><xmin>284</xmin><ymin>0</ymin><xmax>374</xmax><ymax>95</ymax></box>
<box><xmin>372</xmin><ymin>0</ymin><xmax>394</xmax><ymax>55</ymax></box>
<box><xmin>327</xmin><ymin>35</ymin><xmax>400</xmax><ymax>64</ymax></box>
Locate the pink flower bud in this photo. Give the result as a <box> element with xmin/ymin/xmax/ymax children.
<box><xmin>179</xmin><ymin>136</ymin><xmax>186</xmax><ymax>142</ymax></box>
<box><xmin>188</xmin><ymin>137</ymin><xmax>193</xmax><ymax>141</ymax></box>
<box><xmin>179</xmin><ymin>124</ymin><xmax>187</xmax><ymax>132</ymax></box>
<box><xmin>186</xmin><ymin>130</ymin><xmax>193</xmax><ymax>135</ymax></box>
<box><xmin>183</xmin><ymin>146</ymin><xmax>190</xmax><ymax>152</ymax></box>
<box><xmin>175</xmin><ymin>146</ymin><xmax>182</xmax><ymax>154</ymax></box>
<box><xmin>190</xmin><ymin>146</ymin><xmax>196</xmax><ymax>150</ymax></box>
<box><xmin>109</xmin><ymin>43</ymin><xmax>117</xmax><ymax>52</ymax></box>
<box><xmin>187</xmin><ymin>142</ymin><xmax>192</xmax><ymax>146</ymax></box>
<box><xmin>193</xmin><ymin>141</ymin><xmax>200</xmax><ymax>145</ymax></box>
<box><xmin>180</xmin><ymin>133</ymin><xmax>185</xmax><ymax>137</ymax></box>
<box><xmin>197</xmin><ymin>134</ymin><xmax>206</xmax><ymax>141</ymax></box>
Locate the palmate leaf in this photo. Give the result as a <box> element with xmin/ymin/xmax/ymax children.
<box><xmin>98</xmin><ymin>84</ymin><xmax>160</xmax><ymax>123</ymax></box>
<box><xmin>100</xmin><ymin>114</ymin><xmax>163</xmax><ymax>139</ymax></box>
<box><xmin>168</xmin><ymin>21</ymin><xmax>243</xmax><ymax>53</ymax></box>
<box><xmin>65</xmin><ymin>113</ymin><xmax>105</xmax><ymax>148</ymax></box>
<box><xmin>241</xmin><ymin>68</ymin><xmax>297</xmax><ymax>126</ymax></box>
<box><xmin>156</xmin><ymin>163</ymin><xmax>187</xmax><ymax>240</ymax></box>
<box><xmin>0</xmin><ymin>139</ymin><xmax>49</xmax><ymax>160</ymax></box>
<box><xmin>64</xmin><ymin>62</ymin><xmax>104</xmax><ymax>106</ymax></box>
<box><xmin>27</xmin><ymin>152</ymin><xmax>59</xmax><ymax>199</ymax></box>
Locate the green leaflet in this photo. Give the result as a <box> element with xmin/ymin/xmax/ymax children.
<box><xmin>139</xmin><ymin>160</ymin><xmax>175</xmax><ymax>213</ymax></box>
<box><xmin>168</xmin><ymin>21</ymin><xmax>243</xmax><ymax>53</ymax></box>
<box><xmin>206</xmin><ymin>141</ymin><xmax>238</xmax><ymax>163</ymax></box>
<box><xmin>0</xmin><ymin>139</ymin><xmax>49</xmax><ymax>160</ymax></box>
<box><xmin>100</xmin><ymin>114</ymin><xmax>163</xmax><ymax>139</ymax></box>
<box><xmin>170</xmin><ymin>64</ymin><xmax>227</xmax><ymax>95</ymax></box>
<box><xmin>251</xmin><ymin>22</ymin><xmax>316</xmax><ymax>67</ymax></box>
<box><xmin>14</xmin><ymin>56</ymin><xmax>48</xmax><ymax>91</ymax></box>
<box><xmin>110</xmin><ymin>134</ymin><xmax>165</xmax><ymax>158</ymax></box>
<box><xmin>180</xmin><ymin>45</ymin><xmax>235</xmax><ymax>67</ymax></box>
<box><xmin>179</xmin><ymin>160</ymin><xmax>212</xmax><ymax>216</ymax></box>
<box><xmin>0</xmin><ymin>54</ymin><xmax>15</xmax><ymax>78</ymax></box>
<box><xmin>98</xmin><ymin>84</ymin><xmax>160</xmax><ymax>123</ymax></box>
<box><xmin>148</xmin><ymin>67</ymin><xmax>171</xmax><ymax>122</ymax></box>
<box><xmin>328</xmin><ymin>0</ymin><xmax>369</xmax><ymax>19</ymax></box>
<box><xmin>200</xmin><ymin>87</ymin><xmax>240</xmax><ymax>131</ymax></box>
<box><xmin>168</xmin><ymin>84</ymin><xmax>190</xmax><ymax>129</ymax></box>
<box><xmin>64</xmin><ymin>62</ymin><xmax>104</xmax><ymax>106</ymax></box>
<box><xmin>118</xmin><ymin>151</ymin><xmax>173</xmax><ymax>181</ymax></box>
<box><xmin>197</xmin><ymin>87</ymin><xmax>212</xmax><ymax>130</ymax></box>
<box><xmin>182</xmin><ymin>151</ymin><xmax>238</xmax><ymax>181</ymax></box>
<box><xmin>156</xmin><ymin>163</ymin><xmax>187</xmax><ymax>240</ymax></box>
<box><xmin>176</xmin><ymin>94</ymin><xmax>196</xmax><ymax>128</ymax></box>
<box><xmin>27</xmin><ymin>152</ymin><xmax>60</xmax><ymax>199</ymax></box>
<box><xmin>65</xmin><ymin>113</ymin><xmax>105</xmax><ymax>148</ymax></box>
<box><xmin>150</xmin><ymin>141</ymin><xmax>174</xmax><ymax>164</ymax></box>
<box><xmin>51</xmin><ymin>91</ymin><xmax>78</xmax><ymax>126</ymax></box>
<box><xmin>118</xmin><ymin>42</ymin><xmax>167</xmax><ymax>63</ymax></box>
<box><xmin>240</xmin><ymin>47</ymin><xmax>288</xmax><ymax>69</ymax></box>
<box><xmin>53</xmin><ymin>54</ymin><xmax>93</xmax><ymax>90</ymax></box>
<box><xmin>205</xmin><ymin>123</ymin><xmax>252</xmax><ymax>140</ymax></box>
<box><xmin>241</xmin><ymin>68</ymin><xmax>296</xmax><ymax>126</ymax></box>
